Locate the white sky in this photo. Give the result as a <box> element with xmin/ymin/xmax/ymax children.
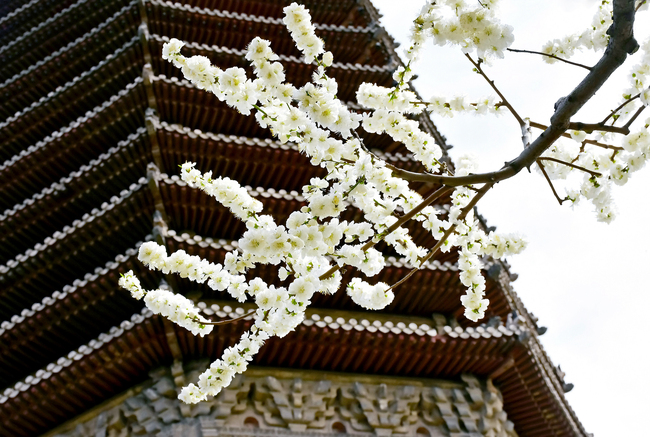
<box><xmin>371</xmin><ymin>1</ymin><xmax>650</xmax><ymax>435</ymax></box>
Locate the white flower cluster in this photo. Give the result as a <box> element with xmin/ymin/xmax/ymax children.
<box><xmin>426</xmin><ymin>95</ymin><xmax>503</xmax><ymax>117</ymax></box>
<box><xmin>407</xmin><ymin>0</ymin><xmax>514</xmax><ymax>64</ymax></box>
<box><xmin>180</xmin><ymin>162</ymin><xmax>263</xmax><ymax>221</ymax></box>
<box><xmin>118</xmin><ymin>270</ymin><xmax>213</xmax><ymax>337</ymax></box>
<box><xmin>282</xmin><ymin>3</ymin><xmax>324</xmax><ymax>63</ymax></box>
<box><xmin>179</xmin><ymin>329</ymin><xmax>268</xmax><ymax>403</ymax></box>
<box><xmin>447</xmin><ymin>155</ymin><xmax>526</xmax><ymax>321</ymax></box>
<box><xmin>347</xmin><ymin>278</ymin><xmax>394</xmax><ymax>310</ymax></box>
<box><xmin>541</xmin><ymin>1</ymin><xmax>612</xmax><ymax>63</ymax></box>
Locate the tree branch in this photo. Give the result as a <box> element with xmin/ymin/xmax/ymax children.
<box><xmin>536</xmin><ymin>160</ymin><xmax>565</xmax><ymax>205</ymax></box>
<box><xmin>601</xmin><ymin>92</ymin><xmax>640</xmax><ymax>124</ymax></box>
<box><xmin>388</xmin><ymin>183</ymin><xmax>494</xmax><ymax>292</ymax></box>
<box><xmin>194</xmin><ymin>310</ymin><xmax>255</xmax><ymax>325</ymax></box>
<box><xmin>568</xmin><ymin>121</ymin><xmax>631</xmax><ymax>135</ymax></box>
<box><xmin>538</xmin><ymin>157</ymin><xmax>602</xmax><ymax>177</ymax></box>
<box><xmin>392</xmin><ymin>2</ymin><xmax>637</xmax><ymax>187</ymax></box>
<box><xmin>507</xmin><ymin>48</ymin><xmax>593</xmax><ymax>70</ymax></box>
<box><xmin>465</xmin><ymin>53</ymin><xmax>526</xmax><ymax>128</ymax></box>
<box><xmin>318</xmin><ymin>185</ymin><xmax>454</xmax><ymax>281</ymax></box>
<box><xmin>529</xmin><ymin>121</ymin><xmax>624</xmax><ymax>150</ymax></box>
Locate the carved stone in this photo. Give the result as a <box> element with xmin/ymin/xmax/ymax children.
<box><xmin>49</xmin><ymin>361</ymin><xmax>517</xmax><ymax>437</ymax></box>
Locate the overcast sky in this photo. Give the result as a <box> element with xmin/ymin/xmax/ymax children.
<box><xmin>371</xmin><ymin>1</ymin><xmax>650</xmax><ymax>435</ymax></box>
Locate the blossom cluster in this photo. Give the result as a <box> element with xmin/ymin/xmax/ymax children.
<box><xmin>406</xmin><ymin>0</ymin><xmax>514</xmax><ymax>64</ymax></box>
<box><xmin>541</xmin><ymin>1</ymin><xmax>613</xmax><ymax>63</ymax></box>
<box><xmin>118</xmin><ymin>270</ymin><xmax>213</xmax><ymax>336</ymax></box>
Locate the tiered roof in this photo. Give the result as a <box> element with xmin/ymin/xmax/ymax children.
<box><xmin>0</xmin><ymin>0</ymin><xmax>587</xmax><ymax>436</ymax></box>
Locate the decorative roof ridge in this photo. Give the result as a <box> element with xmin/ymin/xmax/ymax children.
<box><xmin>0</xmin><ymin>77</ymin><xmax>143</xmax><ymax>171</ymax></box>
<box><xmin>147</xmin><ymin>0</ymin><xmax>373</xmax><ymax>34</ymax></box>
<box><xmin>151</xmin><ymin>114</ymin><xmax>412</xmax><ymax>164</ymax></box>
<box><xmin>0</xmin><ymin>177</ymin><xmax>147</xmax><ymax>275</ymax></box>
<box><xmin>0</xmin><ymin>236</ymin><xmax>151</xmax><ymax>335</ymax></box>
<box><xmin>0</xmin><ymin>306</ymin><xmax>155</xmax><ymax>404</ymax></box>
<box><xmin>0</xmin><ymin>0</ymin><xmax>40</xmax><ymax>26</ymax></box>
<box><xmin>0</xmin><ymin>128</ymin><xmax>146</xmax><ymax>222</ymax></box>
<box><xmin>165</xmin><ymin>227</ymin><xmax>457</xmax><ymax>273</ymax></box>
<box><xmin>0</xmin><ymin>36</ymin><xmax>140</xmax><ymax>128</ymax></box>
<box><xmin>151</xmin><ymin>33</ymin><xmax>398</xmax><ymax>73</ymax></box>
<box><xmin>0</xmin><ymin>0</ymin><xmax>137</xmax><ymax>89</ymax></box>
<box><xmin>1</xmin><ymin>299</ymin><xmax>524</xmax><ymax>404</ymax></box>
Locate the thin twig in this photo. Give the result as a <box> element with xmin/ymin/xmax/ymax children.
<box><xmin>194</xmin><ymin>310</ymin><xmax>256</xmax><ymax>326</ymax></box>
<box><xmin>637</xmin><ymin>0</ymin><xmax>647</xmax><ymax>12</ymax></box>
<box><xmin>623</xmin><ymin>104</ymin><xmax>646</xmax><ymax>129</ymax></box>
<box><xmin>536</xmin><ymin>160</ymin><xmax>564</xmax><ymax>205</ymax></box>
<box><xmin>387</xmin><ymin>183</ymin><xmax>494</xmax><ymax>292</ymax></box>
<box><xmin>529</xmin><ymin>121</ymin><xmax>624</xmax><ymax>151</ymax></box>
<box><xmin>465</xmin><ymin>54</ymin><xmax>526</xmax><ymax>128</ymax></box>
<box><xmin>538</xmin><ymin>157</ymin><xmax>602</xmax><ymax>177</ymax></box>
<box><xmin>507</xmin><ymin>48</ymin><xmax>592</xmax><ymax>71</ymax></box>
<box><xmin>568</xmin><ymin>121</ymin><xmax>630</xmax><ymax>135</ymax></box>
<box><xmin>318</xmin><ymin>185</ymin><xmax>454</xmax><ymax>281</ymax></box>
<box><xmin>601</xmin><ymin>93</ymin><xmax>640</xmax><ymax>125</ymax></box>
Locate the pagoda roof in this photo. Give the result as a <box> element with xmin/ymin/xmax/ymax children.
<box><xmin>0</xmin><ymin>39</ymin><xmax>143</xmax><ymax>159</ymax></box>
<box><xmin>0</xmin><ymin>303</ymin><xmax>586</xmax><ymax>437</ymax></box>
<box><xmin>144</xmin><ymin>0</ymin><xmax>390</xmax><ymax>67</ymax></box>
<box><xmin>0</xmin><ymin>79</ymin><xmax>147</xmax><ymax>209</ymax></box>
<box><xmin>0</xmin><ymin>0</ymin><xmax>587</xmax><ymax>434</ymax></box>
<box><xmin>0</xmin><ymin>129</ymin><xmax>150</xmax><ymax>264</ymax></box>
<box><xmin>0</xmin><ymin>0</ymin><xmax>137</xmax><ymax>84</ymax></box>
<box><xmin>0</xmin><ymin>180</ymin><xmax>154</xmax><ymax>319</ymax></box>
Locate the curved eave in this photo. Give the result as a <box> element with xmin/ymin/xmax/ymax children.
<box><xmin>148</xmin><ymin>34</ymin><xmax>395</xmax><ymax>104</ymax></box>
<box><xmin>164</xmin><ymin>229</ymin><xmax>511</xmax><ymax>320</ymax></box>
<box><xmin>171</xmin><ymin>0</ymin><xmax>373</xmax><ymax>28</ymax></box>
<box><xmin>157</xmin><ymin>175</ymin><xmax>454</xmax><ymax>262</ymax></box>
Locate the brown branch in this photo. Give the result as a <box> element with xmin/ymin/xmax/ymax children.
<box><xmin>195</xmin><ymin>310</ymin><xmax>255</xmax><ymax>325</ymax></box>
<box><xmin>637</xmin><ymin>0</ymin><xmax>647</xmax><ymax>12</ymax></box>
<box><xmin>569</xmin><ymin>105</ymin><xmax>646</xmax><ymax>134</ymax></box>
<box><xmin>388</xmin><ymin>183</ymin><xmax>494</xmax><ymax>292</ymax></box>
<box><xmin>624</xmin><ymin>104</ymin><xmax>646</xmax><ymax>129</ymax></box>
<box><xmin>507</xmin><ymin>48</ymin><xmax>593</xmax><ymax>71</ymax></box>
<box><xmin>529</xmin><ymin>121</ymin><xmax>624</xmax><ymax>151</ymax></box>
<box><xmin>536</xmin><ymin>160</ymin><xmax>565</xmax><ymax>205</ymax></box>
<box><xmin>465</xmin><ymin>53</ymin><xmax>526</xmax><ymax>128</ymax></box>
<box><xmin>318</xmin><ymin>185</ymin><xmax>454</xmax><ymax>281</ymax></box>
<box><xmin>391</xmin><ymin>3</ymin><xmax>637</xmax><ymax>188</ymax></box>
<box><xmin>601</xmin><ymin>92</ymin><xmax>640</xmax><ymax>124</ymax></box>
<box><xmin>538</xmin><ymin>157</ymin><xmax>602</xmax><ymax>177</ymax></box>
<box><xmin>568</xmin><ymin>121</ymin><xmax>630</xmax><ymax>135</ymax></box>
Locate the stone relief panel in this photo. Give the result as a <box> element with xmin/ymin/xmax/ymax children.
<box><xmin>51</xmin><ymin>361</ymin><xmax>517</xmax><ymax>437</ymax></box>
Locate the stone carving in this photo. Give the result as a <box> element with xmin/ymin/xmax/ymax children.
<box><xmin>51</xmin><ymin>361</ymin><xmax>517</xmax><ymax>437</ymax></box>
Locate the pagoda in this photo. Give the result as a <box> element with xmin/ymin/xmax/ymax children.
<box><xmin>0</xmin><ymin>0</ymin><xmax>589</xmax><ymax>436</ymax></box>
